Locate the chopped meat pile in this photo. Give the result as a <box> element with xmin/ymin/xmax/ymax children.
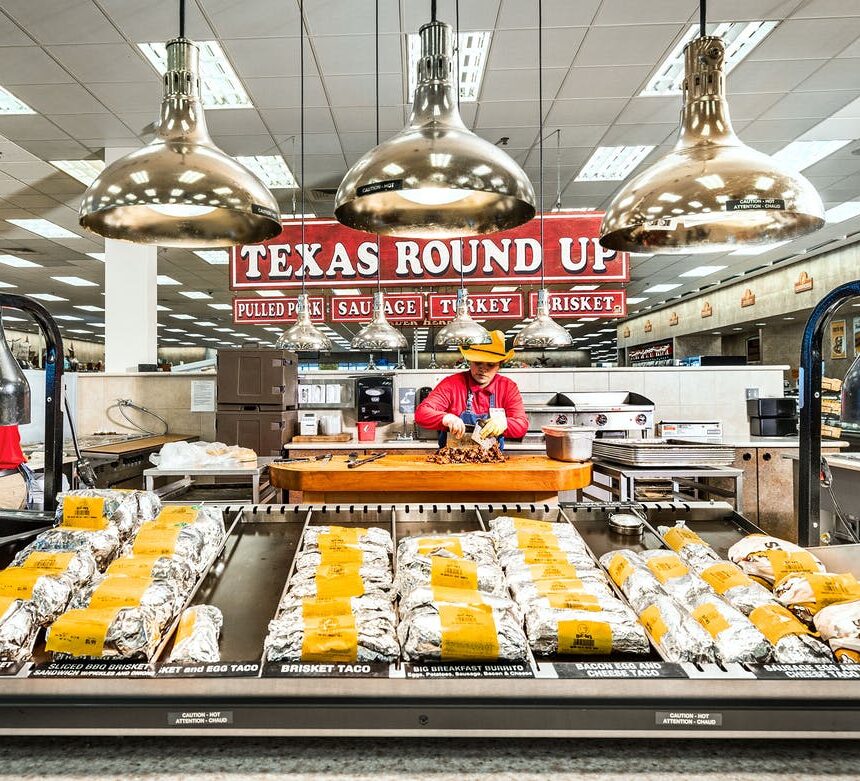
<box><xmin>427</xmin><ymin>445</ymin><xmax>506</xmax><ymax>464</ymax></box>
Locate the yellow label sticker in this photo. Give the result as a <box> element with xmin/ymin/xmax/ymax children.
<box><xmin>807</xmin><ymin>573</ymin><xmax>860</xmax><ymax>605</ymax></box>
<box><xmin>608</xmin><ymin>553</ymin><xmax>635</xmax><ymax>588</ymax></box>
<box><xmin>692</xmin><ymin>602</ymin><xmax>731</xmax><ymax>639</ymax></box>
<box><xmin>0</xmin><ymin>596</ymin><xmax>16</xmax><ymax>617</ymax></box>
<box><xmin>439</xmin><ymin>603</ymin><xmax>499</xmax><ymax>661</ymax></box>
<box><xmin>522</xmin><ymin>548</ymin><xmax>570</xmax><ymax>565</ymax></box>
<box><xmin>431</xmin><ymin>586</ymin><xmax>486</xmax><ymax>605</ymax></box>
<box><xmin>132</xmin><ymin>525</ymin><xmax>183</xmax><ymax>557</ymax></box>
<box><xmin>0</xmin><ymin>567</ymin><xmax>44</xmax><ymax>599</ymax></box>
<box><xmin>663</xmin><ymin>526</ymin><xmax>706</xmax><ymax>552</ymax></box>
<box><xmin>20</xmin><ymin>552</ymin><xmax>75</xmax><ymax>572</ymax></box>
<box><xmin>646</xmin><ymin>554</ymin><xmax>689</xmax><ymax>584</ymax></box>
<box><xmin>639</xmin><ymin>604</ymin><xmax>668</xmax><ymax>644</ymax></box>
<box><xmin>749</xmin><ymin>604</ymin><xmax>809</xmax><ymax>645</ymax></box>
<box><xmin>314</xmin><ymin>564</ymin><xmax>365</xmax><ymax>598</ymax></box>
<box><xmin>516</xmin><ymin>531</ymin><xmax>560</xmax><ymax>551</ymax></box>
<box><xmin>301</xmin><ymin>597</ymin><xmax>354</xmax><ymax>619</ymax></box>
<box><xmin>430</xmin><ymin>557</ymin><xmax>478</xmax><ymax>591</ymax></box>
<box><xmin>89</xmin><ymin>576</ymin><xmax>151</xmax><ymax>610</ymax></box>
<box><xmin>509</xmin><ymin>517</ymin><xmax>556</xmax><ymax>532</ymax></box>
<box><xmin>834</xmin><ymin>648</ymin><xmax>860</xmax><ymax>664</ymax></box>
<box><xmin>61</xmin><ymin>496</ymin><xmax>107</xmax><ymax>530</ymax></box>
<box><xmin>528</xmin><ymin>562</ymin><xmax>580</xmax><ymax>582</ymax></box>
<box><xmin>105</xmin><ymin>556</ymin><xmax>160</xmax><ymax>579</ymax></box>
<box><xmin>557</xmin><ymin>619</ymin><xmax>613</xmax><ymax>654</ymax></box>
<box><xmin>301</xmin><ymin>613</ymin><xmax>358</xmax><ymax>663</ymax></box>
<box><xmin>317</xmin><ymin>534</ymin><xmax>364</xmax><ymax>566</ymax></box>
<box><xmin>765</xmin><ymin>550</ymin><xmax>820</xmax><ymax>582</ymax></box>
<box><xmin>535</xmin><ymin>578</ymin><xmax>585</xmax><ymax>596</ymax></box>
<box><xmin>173</xmin><ymin>609</ymin><xmax>198</xmax><ymax>646</ymax></box>
<box><xmin>154</xmin><ymin>506</ymin><xmax>199</xmax><ymax>525</ymax></box>
<box><xmin>416</xmin><ymin>537</ymin><xmax>464</xmax><ymax>557</ymax></box>
<box><xmin>45</xmin><ymin>608</ymin><xmax>119</xmax><ymax>657</ymax></box>
<box><xmin>700</xmin><ymin>562</ymin><xmax>751</xmax><ymax>595</ymax></box>
<box><xmin>546</xmin><ymin>592</ymin><xmax>601</xmax><ymax>611</ymax></box>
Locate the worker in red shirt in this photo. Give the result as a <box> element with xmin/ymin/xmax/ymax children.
<box><xmin>0</xmin><ymin>425</ymin><xmax>28</xmax><ymax>509</ymax></box>
<box><xmin>415</xmin><ymin>331</ymin><xmax>529</xmax><ymax>449</ymax></box>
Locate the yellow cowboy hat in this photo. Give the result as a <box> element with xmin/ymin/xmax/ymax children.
<box><xmin>459</xmin><ymin>330</ymin><xmax>515</xmax><ymax>364</ymax></box>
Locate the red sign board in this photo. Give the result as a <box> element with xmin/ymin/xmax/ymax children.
<box><xmin>428</xmin><ymin>293</ymin><xmax>523</xmax><ymax>321</ymax></box>
<box><xmin>231</xmin><ymin>213</ymin><xmax>628</xmax><ymax>290</ymax></box>
<box><xmin>331</xmin><ymin>293</ymin><xmax>424</xmax><ymax>323</ymax></box>
<box><xmin>528</xmin><ymin>291</ymin><xmax>627</xmax><ymax>319</ymax></box>
<box><xmin>232</xmin><ymin>296</ymin><xmax>325</xmax><ymax>324</ymax></box>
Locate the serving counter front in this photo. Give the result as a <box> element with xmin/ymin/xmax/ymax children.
<box><xmin>1</xmin><ymin>501</ymin><xmax>859</xmax><ymax>738</ymax></box>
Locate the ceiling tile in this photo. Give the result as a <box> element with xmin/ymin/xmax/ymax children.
<box><xmin>758</xmin><ymin>89</ymin><xmax>860</xmax><ymax>120</ymax></box>
<box><xmin>12</xmin><ymin>83</ymin><xmax>106</xmax><ymax>115</ymax></box>
<box><xmin>481</xmin><ymin>67</ymin><xmax>566</xmax><ymax>102</ymax></box>
<box><xmin>311</xmin><ymin>34</ymin><xmax>402</xmax><ymax>76</ymax></box>
<box><xmin>738</xmin><ymin>117</ymin><xmax>822</xmax><ymax>143</ymax></box>
<box><xmin>0</xmin><ymin>115</ymin><xmax>71</xmax><ymax>141</ymax></box>
<box><xmin>0</xmin><ymin>12</ymin><xmax>31</xmax><ymax>45</ymax></box>
<box><xmin>330</xmin><ymin>105</ymin><xmax>405</xmax><ymax>133</ymax></box>
<box><xmin>222</xmin><ymin>38</ymin><xmax>301</xmax><ymax>79</ymax></box>
<box><xmin>475</xmin><ymin>99</ymin><xmax>538</xmax><ymax>127</ymax></box>
<box><xmin>16</xmin><ymin>139</ymin><xmax>89</xmax><ymax>160</ymax></box>
<box><xmin>498</xmin><ymin>0</ymin><xmax>601</xmax><ymax>29</ymax></box>
<box><xmin>795</xmin><ymin>57</ymin><xmax>860</xmax><ymax>92</ymax></box>
<box><xmin>0</xmin><ymin>46</ymin><xmax>74</xmax><ymax>85</ymax></box>
<box><xmin>750</xmin><ymin>17</ymin><xmax>860</xmax><ymax>60</ymax></box>
<box><xmin>323</xmin><ymin>74</ymin><xmax>403</xmax><ymax>106</ymax></box>
<box><xmin>488</xmin><ymin>27</ymin><xmax>585</xmax><ymax>69</ymax></box>
<box><xmin>48</xmin><ymin>43</ymin><xmax>155</xmax><ymax>84</ymax></box>
<box><xmin>558</xmin><ymin>64</ymin><xmax>651</xmax><ymax>99</ymax></box>
<box><xmin>546</xmin><ymin>97</ymin><xmax>627</xmax><ymax>127</ymax></box>
<box><xmin>205</xmin><ymin>108</ymin><xmax>270</xmax><ymax>136</ymax></box>
<box><xmin>245</xmin><ymin>76</ymin><xmax>327</xmax><ymax>108</ymax></box>
<box><xmin>575</xmin><ymin>24</ymin><xmax>682</xmax><ymax>67</ymax></box>
<box><xmin>593</xmin><ymin>0</ymin><xmax>696</xmax><ymax>25</ymax></box>
<box><xmin>262</xmin><ymin>107</ymin><xmax>337</xmax><ymax>135</ymax></box>
<box><xmin>599</xmin><ymin>123</ymin><xmax>676</xmax><ymax>146</ymax></box>
<box><xmin>47</xmin><ymin>113</ymin><xmax>137</xmax><ymax>141</ymax></box>
<box><xmin>401</xmin><ymin>0</ymin><xmax>500</xmax><ymax>33</ymax></box>
<box><xmin>80</xmin><ymin>82</ymin><xmax>160</xmax><ymax>114</ymax></box>
<box><xmin>728</xmin><ymin>58</ymin><xmax>827</xmax><ymax>94</ymax></box>
<box><xmin>107</xmin><ymin>0</ymin><xmax>214</xmax><ymax>42</ymax></box>
<box><xmin>2</xmin><ymin>0</ymin><xmax>123</xmax><ymax>44</ymax></box>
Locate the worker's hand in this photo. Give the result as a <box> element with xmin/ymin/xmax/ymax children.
<box><xmin>442</xmin><ymin>414</ymin><xmax>466</xmax><ymax>438</ymax></box>
<box><xmin>480</xmin><ymin>419</ymin><xmax>506</xmax><ymax>438</ymax></box>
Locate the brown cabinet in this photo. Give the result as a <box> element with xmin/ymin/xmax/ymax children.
<box><xmin>216</xmin><ymin>348</ymin><xmax>298</xmax><ymax>408</ymax></box>
<box><xmin>216</xmin><ymin>410</ymin><xmax>297</xmax><ymax>457</ymax></box>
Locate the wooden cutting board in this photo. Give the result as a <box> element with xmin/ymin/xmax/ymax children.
<box><xmin>291</xmin><ymin>434</ymin><xmax>353</xmax><ymax>442</ymax></box>
<box><xmin>80</xmin><ymin>434</ymin><xmax>194</xmax><ymax>455</ymax></box>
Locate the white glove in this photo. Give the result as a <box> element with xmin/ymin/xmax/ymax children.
<box><xmin>442</xmin><ymin>414</ymin><xmax>466</xmax><ymax>438</ymax></box>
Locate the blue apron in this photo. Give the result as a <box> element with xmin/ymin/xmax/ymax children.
<box><xmin>438</xmin><ymin>382</ymin><xmax>505</xmax><ymax>450</ymax></box>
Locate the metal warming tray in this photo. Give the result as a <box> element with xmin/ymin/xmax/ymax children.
<box><xmin>0</xmin><ymin>501</ymin><xmax>859</xmax><ymax>737</ymax></box>
<box><xmin>592</xmin><ymin>438</ymin><xmax>736</xmax><ymax>467</ymax></box>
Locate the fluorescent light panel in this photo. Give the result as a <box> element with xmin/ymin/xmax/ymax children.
<box><xmin>50</xmin><ymin>159</ymin><xmax>105</xmax><ymax>186</ymax></box>
<box><xmin>679</xmin><ymin>265</ymin><xmax>727</xmax><ymax>278</ymax></box>
<box><xmin>193</xmin><ymin>250</ymin><xmax>230</xmax><ymax>265</ymax></box>
<box><xmin>575</xmin><ymin>146</ymin><xmax>655</xmax><ymax>182</ymax></box>
<box><xmin>771</xmin><ymin>139</ymin><xmax>851</xmax><ymax>172</ymax></box>
<box><xmin>0</xmin><ymin>85</ymin><xmax>34</xmax><ymax>114</ymax></box>
<box><xmin>208</xmin><ymin>303</ymin><xmax>233</xmax><ymax>310</ymax></box>
<box><xmin>52</xmin><ymin>276</ymin><xmax>98</xmax><ymax>287</ymax></box>
<box><xmin>6</xmin><ymin>219</ymin><xmax>78</xmax><ymax>238</ymax></box>
<box><xmin>256</xmin><ymin>290</ymin><xmax>285</xmax><ymax>298</ymax></box>
<box><xmin>407</xmin><ymin>30</ymin><xmax>492</xmax><ymax>102</ymax></box>
<box><xmin>730</xmin><ymin>240</ymin><xmax>790</xmax><ymax>256</ymax></box>
<box><xmin>332</xmin><ymin>289</ymin><xmax>362</xmax><ymax>296</ymax></box>
<box><xmin>29</xmin><ymin>293</ymin><xmax>68</xmax><ymax>302</ymax></box>
<box><xmin>170</xmin><ymin>313</ymin><xmax>196</xmax><ymax>320</ymax></box>
<box><xmin>642</xmin><ymin>22</ymin><xmax>777</xmax><ymax>96</ymax></box>
<box><xmin>235</xmin><ymin>156</ymin><xmax>297</xmax><ymax>189</ymax></box>
<box><xmin>0</xmin><ymin>281</ymin><xmax>15</xmax><ymax>289</ymax></box>
<box><xmin>180</xmin><ymin>291</ymin><xmax>212</xmax><ymax>300</ymax></box>
<box><xmin>138</xmin><ymin>40</ymin><xmax>250</xmax><ymax>109</ymax></box>
<box><xmin>157</xmin><ymin>275</ymin><xmax>181</xmax><ymax>285</ymax></box>
<box><xmin>0</xmin><ymin>254</ymin><xmax>40</xmax><ymax>268</ymax></box>
<box><xmin>86</xmin><ymin>252</ymin><xmax>106</xmax><ymax>262</ymax></box>
<box><xmin>643</xmin><ymin>283</ymin><xmax>681</xmax><ymax>293</ymax></box>
<box><xmin>825</xmin><ymin>202</ymin><xmax>860</xmax><ymax>224</ymax></box>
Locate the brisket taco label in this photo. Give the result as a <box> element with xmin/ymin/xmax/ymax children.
<box><xmin>516</xmin><ymin>531</ymin><xmax>560</xmax><ymax>551</ymax></box>
<box><xmin>317</xmin><ymin>535</ymin><xmax>364</xmax><ymax>566</ymax></box>
<box><xmin>417</xmin><ymin>537</ymin><xmax>464</xmax><ymax>557</ymax></box>
<box><xmin>89</xmin><ymin>576</ymin><xmax>152</xmax><ymax>610</ymax></box>
<box><xmin>547</xmin><ymin>592</ymin><xmax>601</xmax><ymax>611</ymax></box>
<box><xmin>301</xmin><ymin>613</ymin><xmax>358</xmax><ymax>663</ymax></box>
<box><xmin>155</xmin><ymin>506</ymin><xmax>200</xmax><ymax>525</ymax></box>
<box><xmin>314</xmin><ymin>564</ymin><xmax>365</xmax><ymax>598</ymax></box>
<box><xmin>301</xmin><ymin>597</ymin><xmax>354</xmax><ymax>619</ymax></box>
<box><xmin>20</xmin><ymin>552</ymin><xmax>75</xmax><ymax>572</ymax></box>
<box><xmin>431</xmin><ymin>586</ymin><xmax>486</xmax><ymax>605</ymax></box>
<box><xmin>522</xmin><ymin>547</ymin><xmax>570</xmax><ymax>565</ymax></box>
<box><xmin>528</xmin><ymin>562</ymin><xmax>580</xmax><ymax>581</ymax></box>
<box><xmin>106</xmin><ymin>556</ymin><xmax>162</xmax><ymax>579</ymax></box>
<box><xmin>132</xmin><ymin>525</ymin><xmax>184</xmax><ymax>557</ymax></box>
<box><xmin>439</xmin><ymin>603</ymin><xmax>499</xmax><ymax>661</ymax></box>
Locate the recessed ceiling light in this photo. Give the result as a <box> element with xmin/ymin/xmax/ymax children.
<box><xmin>783</xmin><ymin>317</ymin><xmax>796</xmax><ymax>320</ymax></box>
<box><xmin>489</xmin><ymin>285</ymin><xmax>518</xmax><ymax>293</ymax></box>
<box><xmin>194</xmin><ymin>320</ymin><xmax>216</xmax><ymax>326</ymax></box>
<box><xmin>157</xmin><ymin>275</ymin><xmax>181</xmax><ymax>285</ymax></box>
<box><xmin>170</xmin><ymin>313</ymin><xmax>196</xmax><ymax>320</ymax></box>
<box><xmin>0</xmin><ymin>281</ymin><xmax>15</xmax><ymax>289</ymax></box>
<box><xmin>138</xmin><ymin>40</ymin><xmax>250</xmax><ymax>109</ymax></box>
<box><xmin>165</xmin><ymin>328</ymin><xmax>186</xmax><ymax>333</ymax></box>
<box><xmin>50</xmin><ymin>159</ymin><xmax>105</xmax><ymax>186</ymax></box>
<box><xmin>771</xmin><ymin>139</ymin><xmax>851</xmax><ymax>172</ymax></box>
<box><xmin>6</xmin><ymin>219</ymin><xmax>78</xmax><ymax>238</ymax></box>
<box><xmin>643</xmin><ymin>283</ymin><xmax>681</xmax><ymax>293</ymax></box>
<box><xmin>730</xmin><ymin>240</ymin><xmax>790</xmax><ymax>256</ymax></box>
<box><xmin>0</xmin><ymin>84</ymin><xmax>35</xmax><ymax>115</ymax></box>
<box><xmin>733</xmin><ymin>327</ymin><xmax>744</xmax><ymax>331</ymax></box>
<box><xmin>679</xmin><ymin>265</ymin><xmax>726</xmax><ymax>278</ymax></box>
<box><xmin>29</xmin><ymin>293</ymin><xmax>68</xmax><ymax>302</ymax></box>
<box><xmin>156</xmin><ymin>305</ymin><xmax>171</xmax><ymax>312</ymax></box>
<box><xmin>234</xmin><ymin>156</ymin><xmax>297</xmax><ymax>188</ymax></box>
<box><xmin>407</xmin><ymin>30</ymin><xmax>491</xmax><ymax>102</ymax></box>
<box><xmin>66</xmin><ymin>328</ymin><xmax>93</xmax><ymax>334</ymax></box>
<box><xmin>642</xmin><ymin>22</ymin><xmax>777</xmax><ymax>96</ymax></box>
<box><xmin>193</xmin><ymin>250</ymin><xmax>230</xmax><ymax>265</ymax></box>
<box><xmin>86</xmin><ymin>252</ymin><xmax>106</xmax><ymax>262</ymax></box>
<box><xmin>280</xmin><ymin>212</ymin><xmax>316</xmax><ymax>219</ymax></box>
<box><xmin>208</xmin><ymin>303</ymin><xmax>233</xmax><ymax>310</ymax></box>
<box><xmin>0</xmin><ymin>254</ymin><xmax>41</xmax><ymax>269</ymax></box>
<box><xmin>331</xmin><ymin>288</ymin><xmax>362</xmax><ymax>296</ymax></box>
<box><xmin>256</xmin><ymin>290</ymin><xmax>285</xmax><ymax>298</ymax></box>
<box><xmin>575</xmin><ymin>146</ymin><xmax>655</xmax><ymax>182</ymax></box>
<box><xmin>570</xmin><ymin>284</ymin><xmax>599</xmax><ymax>291</ymax></box>
<box><xmin>824</xmin><ymin>202</ymin><xmax>860</xmax><ymax>224</ymax></box>
<box><xmin>54</xmin><ymin>315</ymin><xmax>84</xmax><ymax>321</ymax></box>
<box><xmin>179</xmin><ymin>342</ymin><xmax>195</xmax><ymax>346</ymax></box>
<box><xmin>214</xmin><ymin>327</ymin><xmax>235</xmax><ymax>333</ymax></box>
<box><xmin>52</xmin><ymin>276</ymin><xmax>98</xmax><ymax>287</ymax></box>
<box><xmin>755</xmin><ymin>322</ymin><xmax>767</xmax><ymax>326</ymax></box>
<box><xmin>263</xmin><ymin>327</ymin><xmax>283</xmax><ymax>333</ymax></box>
<box><xmin>626</xmin><ymin>296</ymin><xmax>648</xmax><ymax>304</ymax></box>
<box><xmin>74</xmin><ymin>305</ymin><xmax>104</xmax><ymax>313</ymax></box>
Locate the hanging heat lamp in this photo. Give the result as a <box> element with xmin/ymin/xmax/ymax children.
<box><xmin>79</xmin><ymin>0</ymin><xmax>280</xmax><ymax>247</ymax></box>
<box><xmin>599</xmin><ymin>0</ymin><xmax>824</xmax><ymax>254</ymax></box>
<box><xmin>351</xmin><ymin>1</ymin><xmax>409</xmax><ymax>353</ymax></box>
<box><xmin>276</xmin><ymin>0</ymin><xmax>330</xmax><ymax>353</ymax></box>
<box><xmin>334</xmin><ymin>0</ymin><xmax>535</xmax><ymax>238</ymax></box>
<box><xmin>435</xmin><ymin>283</ymin><xmax>491</xmax><ymax>348</ymax></box>
<box><xmin>0</xmin><ymin>309</ymin><xmax>30</xmax><ymax>425</ymax></box>
<box><xmin>513</xmin><ymin>0</ymin><xmax>571</xmax><ymax>350</ymax></box>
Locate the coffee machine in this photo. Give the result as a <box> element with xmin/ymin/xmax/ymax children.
<box><xmin>356</xmin><ymin>376</ymin><xmax>394</xmax><ymax>423</ymax></box>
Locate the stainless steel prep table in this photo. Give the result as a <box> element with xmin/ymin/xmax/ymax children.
<box><xmin>143</xmin><ymin>457</ymin><xmax>276</xmax><ymax>504</ymax></box>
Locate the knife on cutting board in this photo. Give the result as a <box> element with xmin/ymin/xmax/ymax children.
<box><xmin>445</xmin><ymin>421</ymin><xmax>498</xmax><ymax>451</ymax></box>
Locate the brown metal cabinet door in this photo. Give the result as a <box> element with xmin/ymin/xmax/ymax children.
<box><xmin>216</xmin><ymin>348</ymin><xmax>298</xmax><ymax>407</ymax></box>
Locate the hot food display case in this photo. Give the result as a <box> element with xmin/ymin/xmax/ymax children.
<box><xmin>0</xmin><ymin>497</ymin><xmax>858</xmax><ymax>738</ymax></box>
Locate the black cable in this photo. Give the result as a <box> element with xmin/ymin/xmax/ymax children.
<box><xmin>538</xmin><ymin>0</ymin><xmax>544</xmax><ymax>286</ymax></box>
<box><xmin>299</xmin><ymin>0</ymin><xmax>305</xmax><ymax>294</ymax></box>
<box><xmin>700</xmin><ymin>0</ymin><xmax>706</xmax><ymax>37</ymax></box>
<box><xmin>179</xmin><ymin>0</ymin><xmax>185</xmax><ymax>38</ymax></box>
<box><xmin>375</xmin><ymin>0</ymin><xmax>381</xmax><ymax>294</ymax></box>
<box><xmin>456</xmin><ymin>0</ymin><xmax>464</xmax><ymax>287</ymax></box>
<box><xmin>431</xmin><ymin>0</ymin><xmax>437</xmax><ymax>22</ymax></box>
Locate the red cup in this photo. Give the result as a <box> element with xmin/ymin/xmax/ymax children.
<box><xmin>357</xmin><ymin>421</ymin><xmax>377</xmax><ymax>442</ymax></box>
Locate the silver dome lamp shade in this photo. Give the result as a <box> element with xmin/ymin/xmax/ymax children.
<box><xmin>351</xmin><ymin>290</ymin><xmax>409</xmax><ymax>351</ymax></box>
<box><xmin>600</xmin><ymin>7</ymin><xmax>824</xmax><ymax>254</ymax></box>
<box><xmin>335</xmin><ymin>7</ymin><xmax>535</xmax><ymax>238</ymax></box>
<box><xmin>275</xmin><ymin>294</ymin><xmax>331</xmax><ymax>353</ymax></box>
<box><xmin>0</xmin><ymin>310</ymin><xmax>30</xmax><ymax>425</ymax></box>
<box><xmin>79</xmin><ymin>3</ymin><xmax>280</xmax><ymax>248</ymax></box>
<box><xmin>434</xmin><ymin>274</ymin><xmax>491</xmax><ymax>348</ymax></box>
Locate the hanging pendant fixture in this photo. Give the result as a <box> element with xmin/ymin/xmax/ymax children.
<box><xmin>435</xmin><ymin>287</ymin><xmax>492</xmax><ymax>348</ymax></box>
<box><xmin>275</xmin><ymin>0</ymin><xmax>330</xmax><ymax>353</ymax></box>
<box><xmin>0</xmin><ymin>310</ymin><xmax>30</xmax><ymax>425</ymax></box>
<box><xmin>79</xmin><ymin>1</ymin><xmax>280</xmax><ymax>247</ymax></box>
<box><xmin>600</xmin><ymin>2</ymin><xmax>824</xmax><ymax>254</ymax></box>
<box><xmin>513</xmin><ymin>0</ymin><xmax>570</xmax><ymax>350</ymax></box>
<box><xmin>334</xmin><ymin>1</ymin><xmax>535</xmax><ymax>238</ymax></box>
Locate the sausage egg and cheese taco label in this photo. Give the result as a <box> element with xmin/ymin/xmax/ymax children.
<box><xmin>749</xmin><ymin>604</ymin><xmax>809</xmax><ymax>645</ymax></box>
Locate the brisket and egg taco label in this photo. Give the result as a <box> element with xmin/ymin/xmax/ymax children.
<box><xmin>61</xmin><ymin>496</ymin><xmax>107</xmax><ymax>530</ymax></box>
<box><xmin>700</xmin><ymin>562</ymin><xmax>751</xmax><ymax>594</ymax></box>
<box><xmin>317</xmin><ymin>536</ymin><xmax>364</xmax><ymax>566</ymax></box>
<box><xmin>20</xmin><ymin>552</ymin><xmax>74</xmax><ymax>572</ymax></box>
<box><xmin>430</xmin><ymin>557</ymin><xmax>478</xmax><ymax>591</ymax></box>
<box><xmin>557</xmin><ymin>620</ymin><xmax>613</xmax><ymax>655</ymax></box>
<box><xmin>89</xmin><ymin>576</ymin><xmax>152</xmax><ymax>610</ymax></box>
<box><xmin>639</xmin><ymin>604</ymin><xmax>668</xmax><ymax>644</ymax></box>
<box><xmin>300</xmin><ymin>613</ymin><xmax>358</xmax><ymax>663</ymax></box>
<box><xmin>132</xmin><ymin>525</ymin><xmax>184</xmax><ymax>557</ymax></box>
<box><xmin>522</xmin><ymin>547</ymin><xmax>570</xmax><ymax>565</ymax></box>
<box><xmin>749</xmin><ymin>604</ymin><xmax>809</xmax><ymax>645</ymax></box>
<box><xmin>546</xmin><ymin>592</ymin><xmax>601</xmax><ymax>611</ymax></box>
<box><xmin>154</xmin><ymin>506</ymin><xmax>200</xmax><ymax>525</ymax></box>
<box><xmin>646</xmin><ymin>554</ymin><xmax>689</xmax><ymax>584</ymax></box>
<box><xmin>46</xmin><ymin>608</ymin><xmax>120</xmax><ymax>658</ymax></box>
<box><xmin>691</xmin><ymin>603</ymin><xmax>731</xmax><ymax>639</ymax></box>
<box><xmin>301</xmin><ymin>597</ymin><xmax>354</xmax><ymax>619</ymax></box>
<box><xmin>528</xmin><ymin>562</ymin><xmax>580</xmax><ymax>582</ymax></box>
<box><xmin>509</xmin><ymin>518</ymin><xmax>556</xmax><ymax>532</ymax></box>
<box><xmin>663</xmin><ymin>526</ymin><xmax>706</xmax><ymax>552</ymax></box>
<box><xmin>607</xmin><ymin>554</ymin><xmax>635</xmax><ymax>587</ymax></box>
<box><xmin>516</xmin><ymin>531</ymin><xmax>560</xmax><ymax>551</ymax></box>
<box><xmin>535</xmin><ymin>578</ymin><xmax>585</xmax><ymax>596</ymax></box>
<box><xmin>105</xmin><ymin>556</ymin><xmax>161</xmax><ymax>579</ymax></box>
<box><xmin>439</xmin><ymin>603</ymin><xmax>499</xmax><ymax>661</ymax></box>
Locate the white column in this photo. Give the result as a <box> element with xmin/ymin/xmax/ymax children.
<box><xmin>103</xmin><ymin>147</ymin><xmax>159</xmax><ymax>373</ymax></box>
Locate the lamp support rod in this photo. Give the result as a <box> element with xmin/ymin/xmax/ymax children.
<box><xmin>299</xmin><ymin>0</ymin><xmax>306</xmax><ymax>296</ymax></box>
<box><xmin>179</xmin><ymin>0</ymin><xmax>185</xmax><ymax>38</ymax></box>
<box><xmin>797</xmin><ymin>279</ymin><xmax>860</xmax><ymax>546</ymax></box>
<box><xmin>538</xmin><ymin>0</ymin><xmax>545</xmax><ymax>286</ymax></box>
<box><xmin>0</xmin><ymin>293</ymin><xmax>64</xmax><ymax>513</ymax></box>
<box><xmin>699</xmin><ymin>0</ymin><xmax>706</xmax><ymax>37</ymax></box>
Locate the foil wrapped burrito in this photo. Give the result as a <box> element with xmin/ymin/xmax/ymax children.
<box><xmin>635</xmin><ymin>594</ymin><xmax>717</xmax><ymax>664</ymax></box>
<box><xmin>398</xmin><ymin>602</ymin><xmax>528</xmax><ymax>662</ymax></box>
<box><xmin>691</xmin><ymin>560</ymin><xmax>774</xmax><ymax>616</ymax></box>
<box><xmin>286</xmin><ymin>562</ymin><xmax>393</xmax><ymax>599</ymax></box>
<box><xmin>686</xmin><ymin>596</ymin><xmax>772</xmax><ymax>665</ymax></box>
<box><xmin>505</xmin><ymin>563</ymin><xmax>616</xmax><ymax>607</ymax></box>
<box><xmin>658</xmin><ymin>522</ymin><xmax>722</xmax><ymax>570</ymax></box>
<box><xmin>492</xmin><ymin>525</ymin><xmax>590</xmax><ymax>558</ymax></box>
<box><xmin>279</xmin><ymin>592</ymin><xmax>396</xmax><ymax>625</ymax></box>
<box><xmin>526</xmin><ymin>605</ymin><xmax>650</xmax><ymax>656</ymax></box>
<box><xmin>168</xmin><ymin>605</ymin><xmax>223</xmax><ymax>663</ymax></box>
<box><xmin>748</xmin><ymin>604</ymin><xmax>834</xmax><ymax>663</ymax></box>
<box><xmin>303</xmin><ymin>525</ymin><xmax>393</xmax><ymax>556</ymax></box>
<box><xmin>46</xmin><ymin>606</ymin><xmax>161</xmax><ymax>660</ymax></box>
<box><xmin>639</xmin><ymin>550</ymin><xmax>715</xmax><ymax>609</ymax></box>
<box><xmin>728</xmin><ymin>534</ymin><xmax>825</xmax><ymax>587</ymax></box>
<box><xmin>143</xmin><ymin>505</ymin><xmax>226</xmax><ymax>565</ymax></box>
<box><xmin>128</xmin><ymin>490</ymin><xmax>162</xmax><ymax>523</ymax></box>
<box><xmin>397</xmin><ymin>532</ymin><xmax>497</xmax><ymax>567</ymax></box>
<box><xmin>293</xmin><ymin>547</ymin><xmax>389</xmax><ymax>574</ymax></box>
<box><xmin>522</xmin><ymin>592</ymin><xmax>628</xmax><ymax>617</ymax></box>
<box><xmin>71</xmin><ymin>575</ymin><xmax>184</xmax><ymax>631</ymax></box>
<box><xmin>56</xmin><ymin>489</ymin><xmax>140</xmax><ymax>539</ymax></box>
<box><xmin>499</xmin><ymin>546</ymin><xmax>596</xmax><ymax>573</ymax></box>
<box><xmin>398</xmin><ymin>586</ymin><xmax>518</xmax><ymax>621</ymax></box>
<box><xmin>773</xmin><ymin>573</ymin><xmax>860</xmax><ymax>624</ymax></box>
<box><xmin>600</xmin><ymin>550</ymin><xmax>665</xmax><ymax>613</ymax></box>
<box><xmin>813</xmin><ymin>599</ymin><xmax>860</xmax><ymax>647</ymax></box>
<box><xmin>396</xmin><ymin>553</ymin><xmax>506</xmax><ymax>597</ymax></box>
<box><xmin>0</xmin><ymin>567</ymin><xmax>72</xmax><ymax>625</ymax></box>
<box><xmin>265</xmin><ymin>611</ymin><xmax>399</xmax><ymax>663</ymax></box>
<box><xmin>11</xmin><ymin>547</ymin><xmax>99</xmax><ymax>589</ymax></box>
<box><xmin>131</xmin><ymin>522</ymin><xmax>207</xmax><ymax>574</ymax></box>
<box><xmin>21</xmin><ymin>526</ymin><xmax>122</xmax><ymax>571</ymax></box>
<box><xmin>0</xmin><ymin>599</ymin><xmax>40</xmax><ymax>662</ymax></box>
<box><xmin>105</xmin><ymin>554</ymin><xmax>196</xmax><ymax>593</ymax></box>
